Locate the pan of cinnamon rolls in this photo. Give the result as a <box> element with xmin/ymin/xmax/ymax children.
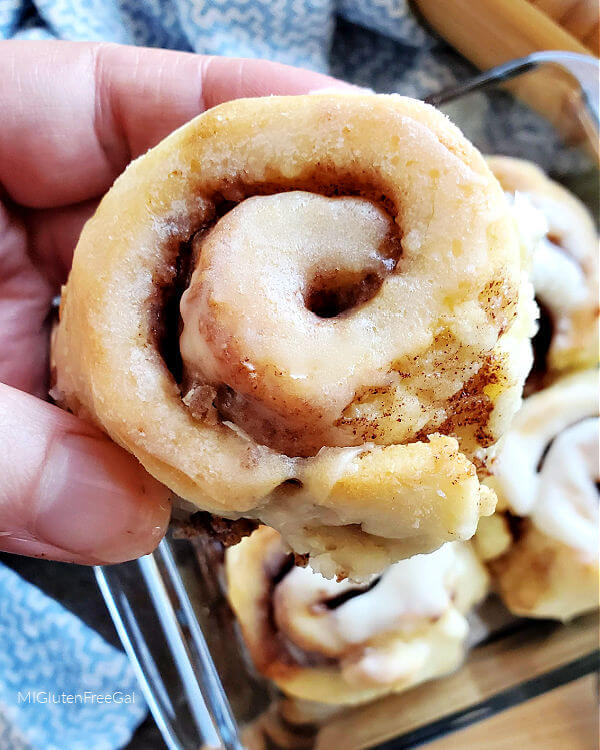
<box><xmin>476</xmin><ymin>370</ymin><xmax>598</xmax><ymax>620</ymax></box>
<box><xmin>224</xmin><ymin>155</ymin><xmax>598</xmax><ymax>704</ymax></box>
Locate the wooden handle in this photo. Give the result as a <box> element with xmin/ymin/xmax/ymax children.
<box><xmin>413</xmin><ymin>0</ymin><xmax>599</xmax><ymax>157</ymax></box>
<box><xmin>529</xmin><ymin>0</ymin><xmax>599</xmax><ymax>55</ymax></box>
<box><xmin>413</xmin><ymin>0</ymin><xmax>592</xmax><ymax>67</ymax></box>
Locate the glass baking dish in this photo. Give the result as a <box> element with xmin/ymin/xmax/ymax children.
<box><xmin>95</xmin><ymin>52</ymin><xmax>600</xmax><ymax>750</ymax></box>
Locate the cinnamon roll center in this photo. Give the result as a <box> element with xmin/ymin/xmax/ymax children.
<box><xmin>305</xmin><ymin>232</ymin><xmax>399</xmax><ymax>319</ymax></box>
<box><xmin>305</xmin><ymin>270</ymin><xmax>386</xmax><ymax>319</ymax></box>
<box><xmin>178</xmin><ymin>190</ymin><xmax>403</xmax><ymax>456</ymax></box>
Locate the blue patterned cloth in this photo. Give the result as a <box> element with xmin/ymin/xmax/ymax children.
<box><xmin>0</xmin><ymin>565</ymin><xmax>146</xmax><ymax>750</ymax></box>
<box><xmin>0</xmin><ymin>0</ymin><xmax>574</xmax><ymax>172</ymax></box>
<box><xmin>0</xmin><ymin>0</ymin><xmax>474</xmax><ymax>97</ymax></box>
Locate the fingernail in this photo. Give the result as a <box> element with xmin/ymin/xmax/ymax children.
<box><xmin>33</xmin><ymin>432</ymin><xmax>171</xmax><ymax>564</ymax></box>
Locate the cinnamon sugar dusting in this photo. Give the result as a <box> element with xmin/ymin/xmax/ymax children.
<box><xmin>478</xmin><ymin>276</ymin><xmax>516</xmax><ymax>334</ymax></box>
<box><xmin>433</xmin><ymin>357</ymin><xmax>502</xmax><ymax>448</ymax></box>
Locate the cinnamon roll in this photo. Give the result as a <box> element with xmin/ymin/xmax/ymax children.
<box><xmin>226</xmin><ymin>526</ymin><xmax>489</xmax><ymax>705</ymax></box>
<box><xmin>52</xmin><ymin>93</ymin><xmax>534</xmax><ymax>579</ymax></box>
<box><xmin>476</xmin><ymin>370</ymin><xmax>599</xmax><ymax>620</ymax></box>
<box><xmin>487</xmin><ymin>155</ymin><xmax>599</xmax><ymax>389</ymax></box>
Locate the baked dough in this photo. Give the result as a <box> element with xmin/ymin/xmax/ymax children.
<box><xmin>226</xmin><ymin>526</ymin><xmax>489</xmax><ymax>704</ymax></box>
<box><xmin>478</xmin><ymin>158</ymin><xmax>598</xmax><ymax>619</ymax></box>
<box><xmin>487</xmin><ymin>155</ymin><xmax>599</xmax><ymax>386</ymax></box>
<box><xmin>52</xmin><ymin>94</ymin><xmax>533</xmax><ymax>579</ymax></box>
<box><xmin>476</xmin><ymin>370</ymin><xmax>599</xmax><ymax>620</ymax></box>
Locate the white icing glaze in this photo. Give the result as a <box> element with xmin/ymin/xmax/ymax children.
<box><xmin>179</xmin><ymin>186</ymin><xmax>523</xmax><ymax>458</ymax></box>
<box><xmin>299</xmin><ymin>444</ymin><xmax>371</xmax><ymax>504</ymax></box>
<box><xmin>179</xmin><ymin>193</ymin><xmax>409</xmax><ymax>436</ymax></box>
<box><xmin>527</xmin><ymin>192</ymin><xmax>595</xmax><ymax>266</ymax></box>
<box><xmin>339</xmin><ymin>607</ymin><xmax>469</xmax><ymax>687</ymax></box>
<box><xmin>272</xmin><ymin>542</ymin><xmax>476</xmax><ymax>657</ymax></box>
<box><xmin>532</xmin><ymin>238</ymin><xmax>588</xmax><ymax>312</ymax></box>
<box><xmin>508</xmin><ymin>191</ymin><xmax>586</xmax><ymax>312</ymax></box>
<box><xmin>334</xmin><ymin>544</ymin><xmax>455</xmax><ymax>644</ymax></box>
<box><xmin>510</xmin><ymin>191</ymin><xmax>548</xmax><ymax>264</ymax></box>
<box><xmin>493</xmin><ymin>370</ymin><xmax>599</xmax><ymax>559</ymax></box>
<box><xmin>341</xmin><ymin>639</ymin><xmax>431</xmax><ymax>687</ymax></box>
<box><xmin>533</xmin><ymin>417</ymin><xmax>599</xmax><ymax>561</ymax></box>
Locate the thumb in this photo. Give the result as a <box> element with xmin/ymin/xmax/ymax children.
<box><xmin>0</xmin><ymin>383</ymin><xmax>171</xmax><ymax>564</ymax></box>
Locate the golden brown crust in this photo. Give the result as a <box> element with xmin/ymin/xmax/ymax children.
<box><xmin>489</xmin><ymin>521</ymin><xmax>599</xmax><ymax>621</ymax></box>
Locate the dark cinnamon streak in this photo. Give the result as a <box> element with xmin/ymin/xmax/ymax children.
<box><xmin>322</xmin><ymin>576</ymin><xmax>381</xmax><ymax>610</ymax></box>
<box><xmin>172</xmin><ymin>511</ymin><xmax>259</xmax><ymax>546</ymax></box>
<box><xmin>436</xmin><ymin>357</ymin><xmax>500</xmax><ymax>448</ymax></box>
<box><xmin>255</xmin><ymin>552</ymin><xmax>385</xmax><ymax>673</ymax></box>
<box><xmin>149</xmin><ymin>233</ymin><xmax>195</xmax><ymax>385</ymax></box>
<box><xmin>535</xmin><ymin>417</ymin><xmax>593</xmax><ymax>473</ymax></box>
<box><xmin>525</xmin><ymin>299</ymin><xmax>553</xmax><ymax>397</ymax></box>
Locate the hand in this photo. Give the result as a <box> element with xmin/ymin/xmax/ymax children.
<box><xmin>0</xmin><ymin>40</ymin><xmax>352</xmax><ymax>565</ymax></box>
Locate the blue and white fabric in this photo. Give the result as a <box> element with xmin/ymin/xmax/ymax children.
<box><xmin>0</xmin><ymin>564</ymin><xmax>146</xmax><ymax>750</ymax></box>
<box><xmin>0</xmin><ymin>0</ymin><xmax>574</xmax><ymax>171</ymax></box>
<box><xmin>0</xmin><ymin>0</ymin><xmax>467</xmax><ymax>94</ymax></box>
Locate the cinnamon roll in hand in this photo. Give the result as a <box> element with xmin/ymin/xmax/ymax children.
<box><xmin>52</xmin><ymin>93</ymin><xmax>534</xmax><ymax>579</ymax></box>
<box><xmin>476</xmin><ymin>370</ymin><xmax>599</xmax><ymax>620</ymax></box>
<box><xmin>487</xmin><ymin>156</ymin><xmax>599</xmax><ymax>390</ymax></box>
<box><xmin>226</xmin><ymin>526</ymin><xmax>488</xmax><ymax>705</ymax></box>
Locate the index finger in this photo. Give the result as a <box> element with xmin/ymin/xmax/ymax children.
<box><xmin>0</xmin><ymin>40</ymin><xmax>354</xmax><ymax>208</ymax></box>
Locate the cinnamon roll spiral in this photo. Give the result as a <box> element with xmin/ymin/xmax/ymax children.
<box><xmin>226</xmin><ymin>526</ymin><xmax>488</xmax><ymax>705</ymax></box>
<box><xmin>476</xmin><ymin>370</ymin><xmax>599</xmax><ymax>620</ymax></box>
<box><xmin>52</xmin><ymin>94</ymin><xmax>533</xmax><ymax>579</ymax></box>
